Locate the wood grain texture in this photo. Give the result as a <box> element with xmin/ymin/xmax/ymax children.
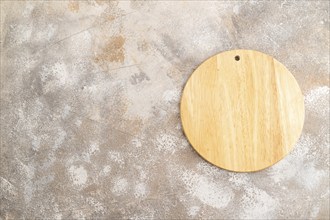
<box><xmin>180</xmin><ymin>50</ymin><xmax>305</xmax><ymax>172</ymax></box>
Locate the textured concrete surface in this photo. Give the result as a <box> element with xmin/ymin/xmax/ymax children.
<box><xmin>0</xmin><ymin>1</ymin><xmax>329</xmax><ymax>219</ymax></box>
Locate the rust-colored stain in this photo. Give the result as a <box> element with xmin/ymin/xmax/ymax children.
<box><xmin>95</xmin><ymin>36</ymin><xmax>126</xmax><ymax>64</ymax></box>
<box><xmin>68</xmin><ymin>1</ymin><xmax>79</xmax><ymax>13</ymax></box>
<box><xmin>95</xmin><ymin>0</ymin><xmax>107</xmax><ymax>6</ymax></box>
<box><xmin>105</xmin><ymin>15</ymin><xmax>115</xmax><ymax>22</ymax></box>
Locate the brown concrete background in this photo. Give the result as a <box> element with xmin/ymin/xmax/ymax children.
<box><xmin>1</xmin><ymin>1</ymin><xmax>329</xmax><ymax>219</ymax></box>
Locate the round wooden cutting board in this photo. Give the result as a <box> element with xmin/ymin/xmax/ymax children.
<box><xmin>180</xmin><ymin>50</ymin><xmax>305</xmax><ymax>172</ymax></box>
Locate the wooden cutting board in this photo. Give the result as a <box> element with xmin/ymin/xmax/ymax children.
<box><xmin>180</xmin><ymin>50</ymin><xmax>305</xmax><ymax>172</ymax></box>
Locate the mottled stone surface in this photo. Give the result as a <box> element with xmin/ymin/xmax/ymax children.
<box><xmin>0</xmin><ymin>1</ymin><xmax>329</xmax><ymax>219</ymax></box>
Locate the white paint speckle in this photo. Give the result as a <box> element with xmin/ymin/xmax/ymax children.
<box><xmin>89</xmin><ymin>143</ymin><xmax>99</xmax><ymax>154</ymax></box>
<box><xmin>162</xmin><ymin>89</ymin><xmax>180</xmax><ymax>104</ymax></box>
<box><xmin>228</xmin><ymin>173</ymin><xmax>250</xmax><ymax>187</ymax></box>
<box><xmin>310</xmin><ymin>206</ymin><xmax>320</xmax><ymax>218</ymax></box>
<box><xmin>32</xmin><ymin>136</ymin><xmax>41</xmax><ymax>151</ymax></box>
<box><xmin>86</xmin><ymin>197</ymin><xmax>105</xmax><ymax>214</ymax></box>
<box><xmin>22</xmin><ymin>3</ymin><xmax>35</xmax><ymax>17</ymax></box>
<box><xmin>83</xmin><ymin>142</ymin><xmax>100</xmax><ymax>162</ymax></box>
<box><xmin>75</xmin><ymin>119</ymin><xmax>82</xmax><ymax>127</ymax></box>
<box><xmin>72</xmin><ymin>210</ymin><xmax>86</xmax><ymax>219</ymax></box>
<box><xmin>0</xmin><ymin>177</ymin><xmax>18</xmax><ymax>199</ymax></box>
<box><xmin>268</xmin><ymin>134</ymin><xmax>311</xmax><ymax>183</ymax></box>
<box><xmin>9</xmin><ymin>23</ymin><xmax>32</xmax><ymax>46</ymax></box>
<box><xmin>34</xmin><ymin>23</ymin><xmax>57</xmax><ymax>42</ymax></box>
<box><xmin>188</xmin><ymin>206</ymin><xmax>200</xmax><ymax>217</ymax></box>
<box><xmin>233</xmin><ymin>5</ymin><xmax>240</xmax><ymax>15</ymax></box>
<box><xmin>305</xmin><ymin>86</ymin><xmax>329</xmax><ymax>118</ymax></box>
<box><xmin>112</xmin><ymin>178</ymin><xmax>128</xmax><ymax>195</ymax></box>
<box><xmin>40</xmin><ymin>61</ymin><xmax>77</xmax><ymax>93</ymax></box>
<box><xmin>156</xmin><ymin>133</ymin><xmax>180</xmax><ymax>154</ymax></box>
<box><xmin>132</xmin><ymin>138</ymin><xmax>142</xmax><ymax>148</ymax></box>
<box><xmin>62</xmin><ymin>105</ymin><xmax>71</xmax><ymax>119</ymax></box>
<box><xmin>134</xmin><ymin>182</ymin><xmax>147</xmax><ymax>198</ymax></box>
<box><xmin>69</xmin><ymin>165</ymin><xmax>88</xmax><ymax>186</ymax></box>
<box><xmin>240</xmin><ymin>187</ymin><xmax>278</xmax><ymax>219</ymax></box>
<box><xmin>181</xmin><ymin>170</ymin><xmax>233</xmax><ymax>209</ymax></box>
<box><xmin>54</xmin><ymin>212</ymin><xmax>62</xmax><ymax>220</ymax></box>
<box><xmin>68</xmin><ymin>31</ymin><xmax>92</xmax><ymax>56</ymax></box>
<box><xmin>108</xmin><ymin>151</ymin><xmax>125</xmax><ymax>166</ymax></box>
<box><xmin>297</xmin><ymin>164</ymin><xmax>326</xmax><ymax>190</ymax></box>
<box><xmin>54</xmin><ymin>129</ymin><xmax>67</xmax><ymax>149</ymax></box>
<box><xmin>100</xmin><ymin>165</ymin><xmax>111</xmax><ymax>176</ymax></box>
